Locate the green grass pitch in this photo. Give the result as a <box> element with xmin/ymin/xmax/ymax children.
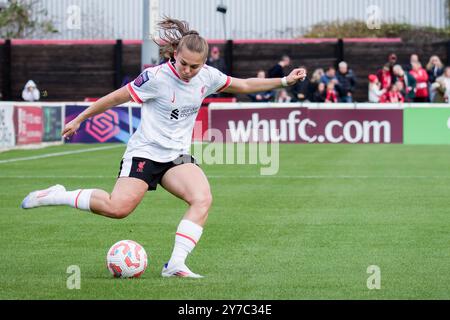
<box><xmin>1</xmin><ymin>143</ymin><xmax>450</xmax><ymax>299</ymax></box>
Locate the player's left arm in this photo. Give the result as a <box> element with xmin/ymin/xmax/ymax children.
<box><xmin>222</xmin><ymin>68</ymin><xmax>307</xmax><ymax>94</ymax></box>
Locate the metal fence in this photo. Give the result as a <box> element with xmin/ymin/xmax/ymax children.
<box><xmin>30</xmin><ymin>0</ymin><xmax>449</xmax><ymax>40</ymax></box>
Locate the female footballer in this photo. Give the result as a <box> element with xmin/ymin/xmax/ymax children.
<box><xmin>21</xmin><ymin>18</ymin><xmax>306</xmax><ymax>278</ymax></box>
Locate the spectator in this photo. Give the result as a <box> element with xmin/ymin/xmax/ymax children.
<box><xmin>325</xmin><ymin>82</ymin><xmax>338</xmax><ymax>103</ymax></box>
<box><xmin>336</xmin><ymin>61</ymin><xmax>357</xmax><ymax>103</ymax></box>
<box><xmin>405</xmin><ymin>53</ymin><xmax>420</xmax><ymax>72</ymax></box>
<box><xmin>426</xmin><ymin>55</ymin><xmax>444</xmax><ymax>102</ymax></box>
<box><xmin>426</xmin><ymin>55</ymin><xmax>444</xmax><ymax>84</ymax></box>
<box><xmin>430</xmin><ymin>79</ymin><xmax>447</xmax><ymax>103</ymax></box>
<box><xmin>276</xmin><ymin>89</ymin><xmax>292</xmax><ymax>103</ymax></box>
<box><xmin>433</xmin><ymin>66</ymin><xmax>450</xmax><ymax>103</ymax></box>
<box><xmin>207</xmin><ymin>46</ymin><xmax>227</xmax><ymax>98</ymax></box>
<box><xmin>290</xmin><ymin>66</ymin><xmax>312</xmax><ymax>102</ymax></box>
<box><xmin>268</xmin><ymin>55</ymin><xmax>291</xmax><ymax>78</ymax></box>
<box><xmin>377</xmin><ymin>63</ymin><xmax>394</xmax><ymax>90</ymax></box>
<box><xmin>380</xmin><ymin>83</ymin><xmax>404</xmax><ymax>103</ymax></box>
<box><xmin>393</xmin><ymin>64</ymin><xmax>416</xmax><ymax>102</ymax></box>
<box><xmin>207</xmin><ymin>46</ymin><xmax>227</xmax><ymax>73</ymax></box>
<box><xmin>312</xmin><ymin>82</ymin><xmax>326</xmax><ymax>102</ymax></box>
<box><xmin>268</xmin><ymin>55</ymin><xmax>291</xmax><ymax>101</ymax></box>
<box><xmin>320</xmin><ymin>66</ymin><xmax>338</xmax><ymax>85</ymax></box>
<box><xmin>387</xmin><ymin>53</ymin><xmax>398</xmax><ymax>72</ymax></box>
<box><xmin>368</xmin><ymin>74</ymin><xmax>385</xmax><ymax>103</ymax></box>
<box><xmin>307</xmin><ymin>68</ymin><xmax>325</xmax><ymax>99</ymax></box>
<box><xmin>409</xmin><ymin>61</ymin><xmax>429</xmax><ymax>102</ymax></box>
<box><xmin>22</xmin><ymin>80</ymin><xmax>40</xmax><ymax>102</ymax></box>
<box><xmin>247</xmin><ymin>70</ymin><xmax>275</xmax><ymax>102</ymax></box>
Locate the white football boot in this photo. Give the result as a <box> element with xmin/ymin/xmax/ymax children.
<box><xmin>161</xmin><ymin>262</ymin><xmax>204</xmax><ymax>278</ymax></box>
<box><xmin>21</xmin><ymin>184</ymin><xmax>66</xmax><ymax>209</ymax></box>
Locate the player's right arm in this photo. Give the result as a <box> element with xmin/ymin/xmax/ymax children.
<box><xmin>62</xmin><ymin>86</ymin><xmax>132</xmax><ymax>138</ymax></box>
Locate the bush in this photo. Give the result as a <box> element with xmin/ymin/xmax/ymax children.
<box><xmin>302</xmin><ymin>20</ymin><xmax>450</xmax><ymax>42</ymax></box>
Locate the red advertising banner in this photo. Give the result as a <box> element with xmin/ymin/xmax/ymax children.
<box><xmin>210</xmin><ymin>107</ymin><xmax>403</xmax><ymax>144</ymax></box>
<box><xmin>14</xmin><ymin>106</ymin><xmax>43</xmax><ymax>145</ymax></box>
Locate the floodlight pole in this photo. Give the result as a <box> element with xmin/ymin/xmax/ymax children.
<box><xmin>141</xmin><ymin>0</ymin><xmax>160</xmax><ymax>70</ymax></box>
<box><xmin>218</xmin><ymin>0</ymin><xmax>227</xmax><ymax>40</ymax></box>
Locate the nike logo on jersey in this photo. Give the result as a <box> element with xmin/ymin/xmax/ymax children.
<box><xmin>171</xmin><ymin>92</ymin><xmax>176</xmax><ymax>103</ymax></box>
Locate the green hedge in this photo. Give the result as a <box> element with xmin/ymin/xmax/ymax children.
<box><xmin>303</xmin><ymin>20</ymin><xmax>450</xmax><ymax>42</ymax></box>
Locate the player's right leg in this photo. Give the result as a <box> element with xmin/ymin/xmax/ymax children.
<box><xmin>21</xmin><ymin>177</ymin><xmax>148</xmax><ymax>219</ymax></box>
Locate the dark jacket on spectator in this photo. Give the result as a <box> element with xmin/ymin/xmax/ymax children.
<box><xmin>312</xmin><ymin>89</ymin><xmax>326</xmax><ymax>102</ymax></box>
<box><xmin>248</xmin><ymin>91</ymin><xmax>275</xmax><ymax>102</ymax></box>
<box><xmin>428</xmin><ymin>66</ymin><xmax>444</xmax><ymax>84</ymax></box>
<box><xmin>290</xmin><ymin>78</ymin><xmax>313</xmax><ymax>102</ymax></box>
<box><xmin>208</xmin><ymin>57</ymin><xmax>227</xmax><ymax>74</ymax></box>
<box><xmin>336</xmin><ymin>70</ymin><xmax>357</xmax><ymax>97</ymax></box>
<box><xmin>397</xmin><ymin>73</ymin><xmax>417</xmax><ymax>101</ymax></box>
<box><xmin>268</xmin><ymin>64</ymin><xmax>285</xmax><ymax>78</ymax></box>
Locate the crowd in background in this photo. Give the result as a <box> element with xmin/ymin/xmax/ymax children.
<box><xmin>202</xmin><ymin>47</ymin><xmax>448</xmax><ymax>104</ymax></box>
<box><xmin>368</xmin><ymin>53</ymin><xmax>449</xmax><ymax>103</ymax></box>
<box><xmin>20</xmin><ymin>46</ymin><xmax>448</xmax><ymax>104</ymax></box>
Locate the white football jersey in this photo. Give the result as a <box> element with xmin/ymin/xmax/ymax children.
<box><xmin>125</xmin><ymin>61</ymin><xmax>231</xmax><ymax>162</ymax></box>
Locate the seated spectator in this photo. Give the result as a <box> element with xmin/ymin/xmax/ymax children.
<box><xmin>393</xmin><ymin>64</ymin><xmax>416</xmax><ymax>102</ymax></box>
<box><xmin>312</xmin><ymin>82</ymin><xmax>326</xmax><ymax>102</ymax></box>
<box><xmin>409</xmin><ymin>61</ymin><xmax>429</xmax><ymax>102</ymax></box>
<box><xmin>380</xmin><ymin>83</ymin><xmax>404</xmax><ymax>103</ymax></box>
<box><xmin>325</xmin><ymin>82</ymin><xmax>338</xmax><ymax>103</ymax></box>
<box><xmin>307</xmin><ymin>68</ymin><xmax>325</xmax><ymax>99</ymax></box>
<box><xmin>433</xmin><ymin>66</ymin><xmax>450</xmax><ymax>103</ymax></box>
<box><xmin>268</xmin><ymin>55</ymin><xmax>291</xmax><ymax>78</ymax></box>
<box><xmin>22</xmin><ymin>80</ymin><xmax>40</xmax><ymax>102</ymax></box>
<box><xmin>247</xmin><ymin>70</ymin><xmax>275</xmax><ymax>102</ymax></box>
<box><xmin>377</xmin><ymin>63</ymin><xmax>394</xmax><ymax>90</ymax></box>
<box><xmin>320</xmin><ymin>66</ymin><xmax>338</xmax><ymax>85</ymax></box>
<box><xmin>336</xmin><ymin>61</ymin><xmax>356</xmax><ymax>103</ymax></box>
<box><xmin>290</xmin><ymin>66</ymin><xmax>312</xmax><ymax>102</ymax></box>
<box><xmin>277</xmin><ymin>89</ymin><xmax>292</xmax><ymax>103</ymax></box>
<box><xmin>368</xmin><ymin>74</ymin><xmax>385</xmax><ymax>103</ymax></box>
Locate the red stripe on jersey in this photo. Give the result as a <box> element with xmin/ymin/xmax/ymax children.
<box><xmin>176</xmin><ymin>232</ymin><xmax>197</xmax><ymax>245</ymax></box>
<box><xmin>127</xmin><ymin>83</ymin><xmax>144</xmax><ymax>104</ymax></box>
<box><xmin>217</xmin><ymin>76</ymin><xmax>232</xmax><ymax>93</ymax></box>
<box><xmin>167</xmin><ymin>61</ymin><xmax>189</xmax><ymax>83</ymax></box>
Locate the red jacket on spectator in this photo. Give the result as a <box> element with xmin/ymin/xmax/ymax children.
<box><xmin>379</xmin><ymin>90</ymin><xmax>404</xmax><ymax>103</ymax></box>
<box><xmin>377</xmin><ymin>68</ymin><xmax>393</xmax><ymax>89</ymax></box>
<box><xmin>325</xmin><ymin>89</ymin><xmax>338</xmax><ymax>103</ymax></box>
<box><xmin>409</xmin><ymin>68</ymin><xmax>429</xmax><ymax>98</ymax></box>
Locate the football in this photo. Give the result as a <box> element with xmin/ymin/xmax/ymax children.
<box><xmin>106</xmin><ymin>240</ymin><xmax>148</xmax><ymax>278</ymax></box>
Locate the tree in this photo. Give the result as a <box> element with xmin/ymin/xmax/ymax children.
<box><xmin>447</xmin><ymin>0</ymin><xmax>450</xmax><ymax>27</ymax></box>
<box><xmin>0</xmin><ymin>0</ymin><xmax>57</xmax><ymax>38</ymax></box>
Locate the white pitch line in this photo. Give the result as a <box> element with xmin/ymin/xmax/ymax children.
<box><xmin>0</xmin><ymin>145</ymin><xmax>124</xmax><ymax>164</ymax></box>
<box><xmin>0</xmin><ymin>175</ymin><xmax>450</xmax><ymax>179</ymax></box>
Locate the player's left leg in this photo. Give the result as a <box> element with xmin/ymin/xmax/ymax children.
<box><xmin>160</xmin><ymin>163</ymin><xmax>212</xmax><ymax>278</ymax></box>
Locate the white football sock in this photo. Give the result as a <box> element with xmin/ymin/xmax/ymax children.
<box><xmin>54</xmin><ymin>189</ymin><xmax>94</xmax><ymax>211</ymax></box>
<box><xmin>168</xmin><ymin>219</ymin><xmax>203</xmax><ymax>267</ymax></box>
